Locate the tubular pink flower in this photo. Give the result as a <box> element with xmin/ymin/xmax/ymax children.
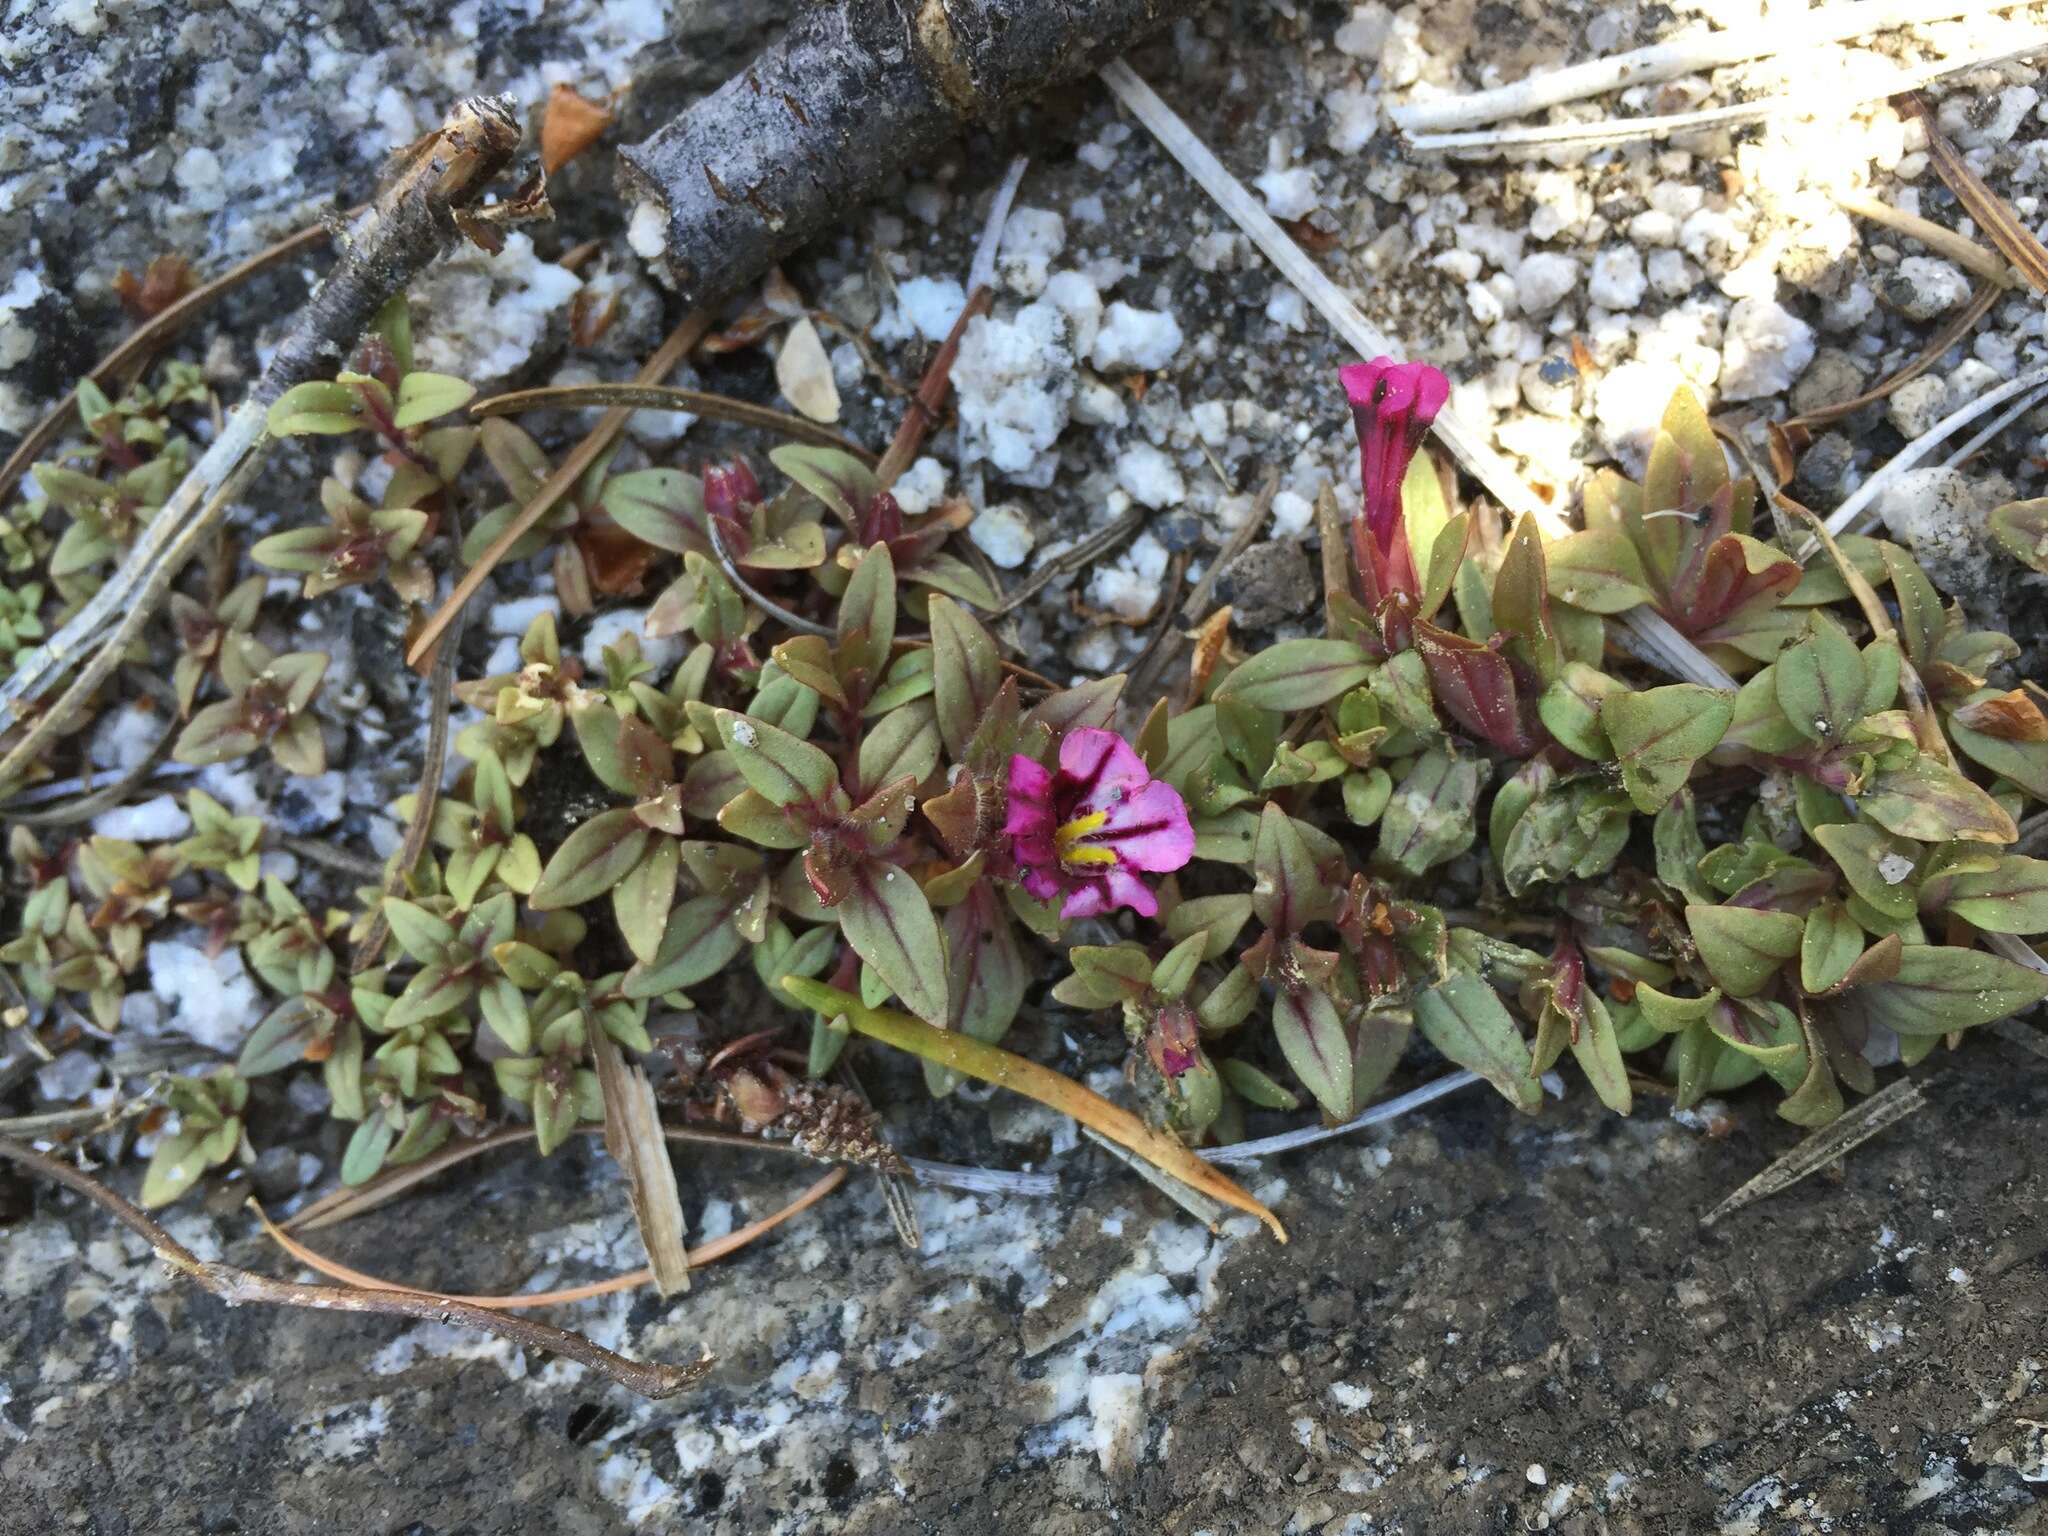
<box><xmin>1340</xmin><ymin>358</ymin><xmax>1449</xmax><ymax>553</ymax></box>
<box><xmin>1004</xmin><ymin>728</ymin><xmax>1194</xmax><ymax>920</ymax></box>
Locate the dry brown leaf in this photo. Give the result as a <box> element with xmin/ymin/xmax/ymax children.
<box><xmin>776</xmin><ymin>316</ymin><xmax>841</xmax><ymax>424</ymax></box>
<box><xmin>540</xmin><ymin>82</ymin><xmax>614</xmax><ymax>173</ymax></box>
<box><xmin>1952</xmin><ymin>688</ymin><xmax>2048</xmax><ymax>743</ymax></box>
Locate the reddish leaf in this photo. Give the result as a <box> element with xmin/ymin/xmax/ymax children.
<box><xmin>1412</xmin><ymin>618</ymin><xmax>1531</xmax><ymax>753</ymax></box>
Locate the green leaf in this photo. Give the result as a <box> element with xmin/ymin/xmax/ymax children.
<box><xmin>341</xmin><ymin>1114</ymin><xmax>396</xmax><ymax>1185</ymax></box>
<box><xmin>1376</xmin><ymin>747</ymin><xmax>1483</xmax><ymax>877</ymax></box>
<box><xmin>835</xmin><ymin>859</ymin><xmax>949</xmax><ymax>1026</ymax></box>
<box><xmin>1417</xmin><ymin>512</ymin><xmax>1471</xmax><ymax>621</ymax></box>
<box><xmin>381</xmin><ymin>898</ymin><xmax>454</xmax><ymax>964</ymax></box>
<box><xmin>1842</xmin><ymin>944</ymin><xmax>2048</xmax><ymax>1034</ymax></box>
<box><xmin>529</xmin><ymin>808</ymin><xmax>653</xmax><ymax>910</ymax></box>
<box><xmin>1537</xmin><ymin>664</ymin><xmax>1624</xmax><ymax>761</ymax></box>
<box><xmin>857</xmin><ymin>698</ymin><xmax>941</xmax><ymax>795</ymax></box>
<box><xmin>238</xmin><ymin>999</ymin><xmax>320</xmax><ymax>1077</ymax></box>
<box><xmin>265</xmin><ymin>380</ymin><xmax>365</xmax><ymax>437</ymax></box>
<box><xmin>1272</xmin><ymin>987</ymin><xmax>1354</xmax><ymax>1121</ymax></box>
<box><xmin>1859</xmin><ymin>754</ymin><xmax>2017</xmax><ymax>845</ymax></box>
<box><xmin>1989</xmin><ymin>497</ymin><xmax>2048</xmax><ymax>573</ymax></box>
<box><xmin>613</xmin><ymin>837</ymin><xmax>679</xmax><ymax>965</ymax></box>
<box><xmin>602</xmin><ymin>468</ymin><xmax>706</xmax><ymax>554</ymax></box>
<box><xmin>1252</xmin><ymin>803</ymin><xmax>1339</xmax><ymax>934</ymax></box>
<box><xmin>1216</xmin><ymin>640</ymin><xmax>1374</xmax><ymax>712</ymax></box>
<box><xmin>1218</xmin><ymin>1058</ymin><xmax>1300</xmax><ymax>1112</ymax></box>
<box><xmin>141</xmin><ymin>1128</ymin><xmax>213</xmax><ymax>1208</ymax></box>
<box><xmin>1774</xmin><ymin>612</ymin><xmax>1866</xmax><ymax>745</ymax></box>
<box><xmin>1811</xmin><ymin>822</ymin><xmax>1920</xmax><ymax>920</ymax></box>
<box><xmin>929</xmin><ymin>596</ymin><xmax>1002</xmax><ymax>760</ymax></box>
<box><xmin>836</xmin><ymin>542</ymin><xmax>896</xmax><ymax>686</ymax></box>
<box><xmin>624</xmin><ymin>893</ymin><xmax>746</xmax><ymax>997</ymax></box>
<box><xmin>1952</xmin><ymin>702</ymin><xmax>2048</xmax><ymax>801</ymax></box>
<box><xmin>715</xmin><ymin>709</ymin><xmax>839</xmax><ymax>809</ymax></box>
<box><xmin>1939</xmin><ymin>855</ymin><xmax>2048</xmax><ymax>935</ymax></box>
<box><xmin>1500</xmin><ymin>779</ymin><xmax>1632</xmax><ymax>895</ymax></box>
<box><xmin>570</xmin><ymin>694</ymin><xmax>673</xmax><ymax>798</ymax></box>
<box><xmin>1685</xmin><ymin>904</ymin><xmax>1803</xmax><ymax>996</ymax></box>
<box><xmin>392</xmin><ymin>371</ymin><xmax>476</xmax><ymax>428</ymax></box>
<box><xmin>770</xmin><ymin>443</ymin><xmax>879</xmax><ymax>527</ymax></box>
<box><xmin>1546</xmin><ymin>528</ymin><xmax>1654</xmax><ymax>613</ymax></box>
<box><xmin>1800</xmin><ymin>902</ymin><xmax>1865</xmax><ymax>993</ymax></box>
<box><xmin>769</xmin><ymin>634</ymin><xmax>847</xmax><ymax>707</ymax></box>
<box><xmin>1602</xmin><ymin>684</ymin><xmax>1734</xmax><ymax>813</ymax></box>
<box><xmin>943</xmin><ymin>887</ymin><xmax>1026</xmax><ymax>1048</ymax></box>
<box><xmin>1491</xmin><ymin>514</ymin><xmax>1559</xmax><ymax>682</ymax></box>
<box><xmin>1570</xmin><ymin>991</ymin><xmax>1632</xmax><ymax>1115</ymax></box>
<box><xmin>1053</xmin><ymin>944</ymin><xmax>1155</xmax><ymax>1007</ymax></box>
<box><xmin>1414</xmin><ymin>972</ymin><xmax>1542</xmax><ymax>1112</ymax></box>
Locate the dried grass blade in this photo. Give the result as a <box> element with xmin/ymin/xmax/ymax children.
<box><xmin>1701</xmin><ymin>1076</ymin><xmax>1926</xmax><ymax>1226</ymax></box>
<box><xmin>593</xmin><ymin>1030</ymin><xmax>693</xmax><ymax>1295</ymax></box>
<box><xmin>1902</xmin><ymin>90</ymin><xmax>2048</xmax><ymax>292</ymax></box>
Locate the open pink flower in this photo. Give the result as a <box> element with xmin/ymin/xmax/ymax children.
<box><xmin>1341</xmin><ymin>357</ymin><xmax>1449</xmax><ymax>554</ymax></box>
<box><xmin>1005</xmin><ymin>728</ymin><xmax>1194</xmax><ymax>920</ymax></box>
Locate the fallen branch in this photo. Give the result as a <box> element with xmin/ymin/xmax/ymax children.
<box><xmin>0</xmin><ymin>1135</ymin><xmax>707</xmax><ymax>1399</ymax></box>
<box><xmin>0</xmin><ymin>97</ymin><xmax>526</xmax><ymax>782</ymax></box>
<box><xmin>617</xmin><ymin>0</ymin><xmax>1209</xmax><ymax>304</ymax></box>
<box><xmin>1390</xmin><ymin>0</ymin><xmax>2019</xmax><ymax>134</ymax></box>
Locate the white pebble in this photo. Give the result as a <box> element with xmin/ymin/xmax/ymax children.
<box><xmin>1720</xmin><ymin>296</ymin><xmax>1816</xmax><ymax>402</ymax></box>
<box><xmin>1587</xmin><ymin>247</ymin><xmax>1646</xmax><ymax>312</ymax></box>
<box><xmin>968</xmin><ymin>503</ymin><xmax>1036</xmax><ymax>570</ymax></box>
<box><xmin>1114</xmin><ymin>443</ymin><xmax>1185</xmax><ymax>509</ymax></box>
<box><xmin>1092</xmin><ymin>302</ymin><xmax>1183</xmax><ymax>373</ymax></box>
<box><xmin>1513</xmin><ymin>252</ymin><xmax>1580</xmax><ymax>317</ymax></box>
<box><xmin>91</xmin><ymin>793</ymin><xmax>191</xmax><ymax>843</ymax></box>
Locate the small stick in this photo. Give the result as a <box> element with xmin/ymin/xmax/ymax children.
<box><xmin>1701</xmin><ymin>1076</ymin><xmax>1926</xmax><ymax>1227</ymax></box>
<box><xmin>0</xmin><ymin>221</ymin><xmax>336</xmax><ymax>513</ymax></box>
<box><xmin>1101</xmin><ymin>59</ymin><xmax>1736</xmax><ymax>693</ymax></box>
<box><xmin>254</xmin><ymin>1168</ymin><xmax>845</xmax><ymax>1309</ymax></box>
<box><xmin>1081</xmin><ymin>1126</ymin><xmax>1226</xmax><ymax>1230</ymax></box>
<box><xmin>1901</xmin><ymin>89</ymin><xmax>2048</xmax><ymax>293</ymax></box>
<box><xmin>782</xmin><ymin>976</ymin><xmax>1287</xmax><ymax>1241</ymax></box>
<box><xmin>1823</xmin><ymin>361</ymin><xmax>2048</xmax><ymax>534</ymax></box>
<box><xmin>1786</xmin><ymin>283</ymin><xmax>1999</xmax><ymax>430</ymax></box>
<box><xmin>1405</xmin><ymin>34</ymin><xmax>2048</xmax><ymax>154</ymax></box>
<box><xmin>987</xmin><ymin>506</ymin><xmax>1147</xmax><ymax>618</ymax></box>
<box><xmin>1180</xmin><ymin>465</ymin><xmax>1281</xmax><ymax>624</ymax></box>
<box><xmin>1832</xmin><ymin>192</ymin><xmax>2017</xmax><ymax>289</ymax></box>
<box><xmin>468</xmin><ymin>382</ymin><xmax>873</xmax><ymax>460</ymax></box>
<box><xmin>408</xmin><ymin>309</ymin><xmax>714</xmax><ymax>668</ymax></box>
<box><xmin>1389</xmin><ymin>0</ymin><xmax>2019</xmax><ymax>134</ymax></box>
<box><xmin>1942</xmin><ymin>381</ymin><xmax>2048</xmax><ymax>468</ymax></box>
<box><xmin>0</xmin><ymin>1135</ymin><xmax>707</xmax><ymax>1400</ymax></box>
<box><xmin>278</xmin><ymin>835</ymin><xmax>387</xmax><ymax>884</ymax></box>
<box><xmin>872</xmin><ymin>155</ymin><xmax>1029</xmax><ymax>493</ymax></box>
<box><xmin>1200</xmin><ymin>1070</ymin><xmax>1482</xmax><ymax>1165</ymax></box>
<box><xmin>592</xmin><ymin>1029</ymin><xmax>694</xmax><ymax>1295</ymax></box>
<box><xmin>349</xmin><ymin>504</ymin><xmax>468</xmax><ymax>973</ymax></box>
<box><xmin>3</xmin><ymin>711</ymin><xmax>176</xmax><ymax>827</ymax></box>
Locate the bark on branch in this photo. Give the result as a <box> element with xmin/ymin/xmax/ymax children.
<box><xmin>618</xmin><ymin>0</ymin><xmax>1211</xmax><ymax>304</ymax></box>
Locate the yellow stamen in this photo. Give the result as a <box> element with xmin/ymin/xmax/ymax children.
<box><xmin>1054</xmin><ymin>810</ymin><xmax>1118</xmax><ymax>869</ymax></box>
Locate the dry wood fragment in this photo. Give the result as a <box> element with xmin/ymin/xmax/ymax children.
<box><xmin>618</xmin><ymin>0</ymin><xmax>1209</xmax><ymax>303</ymax></box>
<box><xmin>593</xmin><ymin>1030</ymin><xmax>694</xmax><ymax>1295</ymax></box>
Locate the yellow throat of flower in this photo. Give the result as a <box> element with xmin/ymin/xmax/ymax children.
<box><xmin>1054</xmin><ymin>810</ymin><xmax>1118</xmax><ymax>869</ymax></box>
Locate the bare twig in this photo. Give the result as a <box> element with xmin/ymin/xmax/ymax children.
<box><xmin>987</xmin><ymin>506</ymin><xmax>1147</xmax><ymax>618</ymax></box>
<box><xmin>873</xmin><ymin>155</ymin><xmax>1028</xmax><ymax>493</ymax></box>
<box><xmin>467</xmin><ymin>382</ymin><xmax>873</xmax><ymax>460</ymax></box>
<box><xmin>1182</xmin><ymin>465</ymin><xmax>1280</xmax><ymax>624</ymax></box>
<box><xmin>1101</xmin><ymin>59</ymin><xmax>1736</xmax><ymax>691</ymax></box>
<box><xmin>1200</xmin><ymin>1070</ymin><xmax>1482</xmax><ymax>1165</ymax></box>
<box><xmin>1786</xmin><ymin>282</ymin><xmax>1999</xmax><ymax>430</ymax></box>
<box><xmin>1832</xmin><ymin>192</ymin><xmax>2018</xmax><ymax>288</ymax></box>
<box><xmin>1901</xmin><ymin>89</ymin><xmax>2048</xmax><ymax>292</ymax></box>
<box><xmin>0</xmin><ymin>98</ymin><xmax>525</xmax><ymax>758</ymax></box>
<box><xmin>1390</xmin><ymin>0</ymin><xmax>2020</xmax><ymax>133</ymax></box>
<box><xmin>1824</xmin><ymin>362</ymin><xmax>2048</xmax><ymax>534</ymax></box>
<box><xmin>277</xmin><ymin>835</ymin><xmax>386</xmax><ymax>883</ymax></box>
<box><xmin>1701</xmin><ymin>1076</ymin><xmax>1927</xmax><ymax>1226</ymax></box>
<box><xmin>408</xmin><ymin>309</ymin><xmax>714</xmax><ymax>668</ymax></box>
<box><xmin>1082</xmin><ymin>1126</ymin><xmax>1227</xmax><ymax>1230</ymax></box>
<box><xmin>0</xmin><ymin>1135</ymin><xmax>707</xmax><ymax>1399</ymax></box>
<box><xmin>3</xmin><ymin>710</ymin><xmax>176</xmax><ymax>827</ymax></box>
<box><xmin>255</xmin><ymin>1169</ymin><xmax>845</xmax><ymax>1309</ymax></box>
<box><xmin>1405</xmin><ymin>33</ymin><xmax>2048</xmax><ymax>153</ymax></box>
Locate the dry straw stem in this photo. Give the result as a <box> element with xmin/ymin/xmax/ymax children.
<box><xmin>408</xmin><ymin>307</ymin><xmax>715</xmax><ymax>668</ymax></box>
<box><xmin>0</xmin><ymin>1135</ymin><xmax>708</xmax><ymax>1400</ymax></box>
<box><xmin>0</xmin><ymin>97</ymin><xmax>526</xmax><ymax>781</ymax></box>
<box><xmin>782</xmin><ymin>976</ymin><xmax>1288</xmax><ymax>1241</ymax></box>
<box><xmin>468</xmin><ymin>382</ymin><xmax>874</xmax><ymax>459</ymax></box>
<box><xmin>1403</xmin><ymin>31</ymin><xmax>2048</xmax><ymax>154</ymax></box>
<box><xmin>1701</xmin><ymin>1076</ymin><xmax>1926</xmax><ymax>1226</ymax></box>
<box><xmin>1831</xmin><ymin>192</ymin><xmax>2018</xmax><ymax>288</ymax></box>
<box><xmin>1786</xmin><ymin>282</ymin><xmax>1999</xmax><ymax>430</ymax></box>
<box><xmin>1901</xmin><ymin>88</ymin><xmax>2048</xmax><ymax>291</ymax></box>
<box><xmin>1100</xmin><ymin>59</ymin><xmax>1735</xmax><ymax>690</ymax></box>
<box><xmin>1390</xmin><ymin>0</ymin><xmax>2021</xmax><ymax>134</ymax></box>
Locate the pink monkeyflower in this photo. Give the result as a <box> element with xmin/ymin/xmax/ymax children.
<box><xmin>1005</xmin><ymin>728</ymin><xmax>1194</xmax><ymax>920</ymax></box>
<box><xmin>1340</xmin><ymin>357</ymin><xmax>1449</xmax><ymax>555</ymax></box>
